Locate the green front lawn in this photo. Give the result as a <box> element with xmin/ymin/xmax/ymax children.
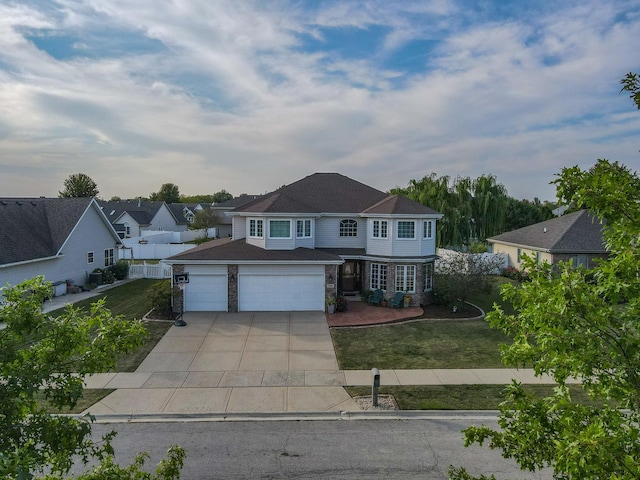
<box><xmin>49</xmin><ymin>279</ymin><xmax>165</xmax><ymax>319</ymax></box>
<box><xmin>346</xmin><ymin>385</ymin><xmax>594</xmax><ymax>410</ymax></box>
<box><xmin>332</xmin><ymin>319</ymin><xmax>511</xmax><ymax>369</ymax></box>
<box><xmin>49</xmin><ymin>279</ymin><xmax>173</xmax><ymax>372</ymax></box>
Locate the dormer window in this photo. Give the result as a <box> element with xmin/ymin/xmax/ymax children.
<box><xmin>340</xmin><ymin>219</ymin><xmax>358</xmax><ymax>237</ymax></box>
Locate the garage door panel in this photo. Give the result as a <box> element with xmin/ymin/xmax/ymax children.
<box><xmin>238</xmin><ymin>266</ymin><xmax>325</xmax><ymax>311</ymax></box>
<box><xmin>185</xmin><ymin>275</ymin><xmax>227</xmax><ymax>312</ymax></box>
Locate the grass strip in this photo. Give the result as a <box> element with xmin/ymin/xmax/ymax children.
<box><xmin>38</xmin><ymin>389</ymin><xmax>115</xmax><ymax>414</ymax></box>
<box><xmin>345</xmin><ymin>384</ymin><xmax>596</xmax><ymax>410</ymax></box>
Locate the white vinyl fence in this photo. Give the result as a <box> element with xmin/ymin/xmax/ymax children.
<box><xmin>128</xmin><ymin>262</ymin><xmax>173</xmax><ymax>279</ymax></box>
<box><xmin>120</xmin><ymin>243</ymin><xmax>195</xmax><ymax>260</ymax></box>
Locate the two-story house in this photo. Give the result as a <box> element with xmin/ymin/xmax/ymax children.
<box><xmin>165</xmin><ymin>173</ymin><xmax>442</xmax><ymax>312</ymax></box>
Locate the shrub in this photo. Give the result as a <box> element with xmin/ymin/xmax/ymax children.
<box><xmin>502</xmin><ymin>266</ymin><xmax>528</xmax><ymax>283</ymax></box>
<box><xmin>148</xmin><ymin>280</ymin><xmax>172</xmax><ymax>315</ymax></box>
<box><xmin>92</xmin><ymin>267</ymin><xmax>115</xmax><ymax>285</ymax></box>
<box><xmin>110</xmin><ymin>260</ymin><xmax>129</xmax><ymax>280</ymax></box>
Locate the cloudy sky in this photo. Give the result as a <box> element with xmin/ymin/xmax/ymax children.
<box><xmin>1</xmin><ymin>0</ymin><xmax>639</xmax><ymax>202</ymax></box>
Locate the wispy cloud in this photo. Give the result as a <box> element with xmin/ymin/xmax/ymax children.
<box><xmin>0</xmin><ymin>0</ymin><xmax>638</xmax><ymax>201</ymax></box>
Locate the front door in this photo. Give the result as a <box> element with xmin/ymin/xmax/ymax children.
<box><xmin>339</xmin><ymin>260</ymin><xmax>361</xmax><ymax>293</ymax></box>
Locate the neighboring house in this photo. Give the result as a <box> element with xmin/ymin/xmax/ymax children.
<box><xmin>0</xmin><ymin>197</ymin><xmax>122</xmax><ymax>293</ymax></box>
<box><xmin>167</xmin><ymin>203</ymin><xmax>206</xmax><ymax>226</ymax></box>
<box><xmin>165</xmin><ymin>173</ymin><xmax>442</xmax><ymax>313</ymax></box>
<box><xmin>212</xmin><ymin>195</ymin><xmax>262</xmax><ymax>237</ymax></box>
<box><xmin>488</xmin><ymin>210</ymin><xmax>608</xmax><ymax>269</ymax></box>
<box><xmin>98</xmin><ymin>199</ymin><xmax>187</xmax><ymax>237</ymax></box>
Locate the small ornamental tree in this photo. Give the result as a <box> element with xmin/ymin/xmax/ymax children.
<box><xmin>0</xmin><ymin>277</ymin><xmax>185</xmax><ymax>479</ymax></box>
<box><xmin>433</xmin><ymin>250</ymin><xmax>504</xmax><ymax>311</ymax></box>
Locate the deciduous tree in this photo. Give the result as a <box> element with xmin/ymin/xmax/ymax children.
<box><xmin>59</xmin><ymin>173</ymin><xmax>99</xmax><ymax>198</ymax></box>
<box><xmin>149</xmin><ymin>183</ymin><xmax>180</xmax><ymax>203</ymax></box>
<box><xmin>449</xmin><ymin>158</ymin><xmax>640</xmax><ymax>479</ymax></box>
<box><xmin>0</xmin><ymin>277</ymin><xmax>185</xmax><ymax>479</ymax></box>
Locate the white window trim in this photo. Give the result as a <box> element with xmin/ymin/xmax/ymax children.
<box><xmin>423</xmin><ymin>220</ymin><xmax>433</xmax><ymax>239</ymax></box>
<box><xmin>104</xmin><ymin>248</ymin><xmax>114</xmax><ymax>267</ymax></box>
<box><xmin>87</xmin><ymin>251</ymin><xmax>94</xmax><ymax>264</ymax></box>
<box><xmin>372</xmin><ymin>220</ymin><xmax>388</xmax><ymax>239</ymax></box>
<box><xmin>340</xmin><ymin>219</ymin><xmax>358</xmax><ymax>237</ymax></box>
<box><xmin>395</xmin><ymin>265</ymin><xmax>416</xmax><ymax>293</ymax></box>
<box><xmin>269</xmin><ymin>219</ymin><xmax>292</xmax><ymax>239</ymax></box>
<box><xmin>370</xmin><ymin>263</ymin><xmax>387</xmax><ymax>291</ymax></box>
<box><xmin>424</xmin><ymin>263</ymin><xmax>433</xmax><ymax>292</ymax></box>
<box><xmin>249</xmin><ymin>219</ymin><xmax>264</xmax><ymax>238</ymax></box>
<box><xmin>397</xmin><ymin>220</ymin><xmax>416</xmax><ymax>240</ymax></box>
<box><xmin>296</xmin><ymin>219</ymin><xmax>312</xmax><ymax>238</ymax></box>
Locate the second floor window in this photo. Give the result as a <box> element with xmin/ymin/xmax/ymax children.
<box><xmin>249</xmin><ymin>219</ymin><xmax>263</xmax><ymax>237</ymax></box>
<box><xmin>296</xmin><ymin>219</ymin><xmax>311</xmax><ymax>238</ymax></box>
<box><xmin>372</xmin><ymin>220</ymin><xmax>388</xmax><ymax>238</ymax></box>
<box><xmin>269</xmin><ymin>220</ymin><xmax>291</xmax><ymax>238</ymax></box>
<box><xmin>423</xmin><ymin>220</ymin><xmax>433</xmax><ymax>239</ymax></box>
<box><xmin>340</xmin><ymin>219</ymin><xmax>358</xmax><ymax>237</ymax></box>
<box><xmin>397</xmin><ymin>221</ymin><xmax>415</xmax><ymax>239</ymax></box>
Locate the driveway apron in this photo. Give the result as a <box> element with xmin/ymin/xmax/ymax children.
<box><xmin>84</xmin><ymin>311</ymin><xmax>359</xmax><ymax>415</ymax></box>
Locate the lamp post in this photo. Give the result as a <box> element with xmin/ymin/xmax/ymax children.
<box><xmin>174</xmin><ymin>281</ymin><xmax>187</xmax><ymax>327</ymax></box>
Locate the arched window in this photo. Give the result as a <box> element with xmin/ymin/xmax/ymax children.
<box><xmin>339</xmin><ymin>219</ymin><xmax>358</xmax><ymax>237</ymax></box>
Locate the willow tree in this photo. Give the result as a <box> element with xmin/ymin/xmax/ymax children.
<box><xmin>392</xmin><ymin>173</ymin><xmax>509</xmax><ymax>247</ymax></box>
<box><xmin>471</xmin><ymin>174</ymin><xmax>508</xmax><ymax>240</ymax></box>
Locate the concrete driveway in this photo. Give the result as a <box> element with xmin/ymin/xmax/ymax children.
<box><xmin>83</xmin><ymin>311</ymin><xmax>359</xmax><ymax>415</ymax></box>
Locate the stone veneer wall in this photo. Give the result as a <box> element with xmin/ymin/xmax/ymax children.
<box><xmin>227</xmin><ymin>264</ymin><xmax>238</xmax><ymax>313</ymax></box>
<box><xmin>325</xmin><ymin>264</ymin><xmax>338</xmax><ymax>311</ymax></box>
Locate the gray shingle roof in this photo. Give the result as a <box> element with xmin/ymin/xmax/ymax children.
<box><xmin>488</xmin><ymin>210</ymin><xmax>607</xmax><ymax>253</ymax></box>
<box><xmin>0</xmin><ymin>197</ymin><xmax>94</xmax><ymax>265</ymax></box>
<box><xmin>232</xmin><ymin>173</ymin><xmax>440</xmax><ymax>215</ymax></box>
<box><xmin>167</xmin><ymin>238</ymin><xmax>343</xmax><ymax>262</ymax></box>
<box><xmin>98</xmin><ymin>199</ymin><xmax>165</xmax><ymax>226</ymax></box>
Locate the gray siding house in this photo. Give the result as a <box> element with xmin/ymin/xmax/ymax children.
<box><xmin>166</xmin><ymin>173</ymin><xmax>442</xmax><ymax>313</ymax></box>
<box><xmin>0</xmin><ymin>197</ymin><xmax>122</xmax><ymax>293</ymax></box>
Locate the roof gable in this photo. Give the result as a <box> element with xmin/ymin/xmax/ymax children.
<box><xmin>488</xmin><ymin>210</ymin><xmax>607</xmax><ymax>253</ymax></box>
<box><xmin>0</xmin><ymin>197</ymin><xmax>98</xmax><ymax>265</ymax></box>
<box><xmin>98</xmin><ymin>199</ymin><xmax>166</xmax><ymax>225</ymax></box>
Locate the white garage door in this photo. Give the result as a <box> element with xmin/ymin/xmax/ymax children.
<box><xmin>238</xmin><ymin>265</ymin><xmax>325</xmax><ymax>311</ymax></box>
<box><xmin>184</xmin><ymin>266</ymin><xmax>228</xmax><ymax>312</ymax></box>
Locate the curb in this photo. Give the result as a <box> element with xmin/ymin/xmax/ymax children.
<box><xmin>75</xmin><ymin>410</ymin><xmax>502</xmax><ymax>424</ymax></box>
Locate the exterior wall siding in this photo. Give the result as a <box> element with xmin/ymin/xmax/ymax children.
<box><xmin>490</xmin><ymin>242</ymin><xmax>552</xmax><ymax>268</ymax></box>
<box><xmin>232</xmin><ymin>217</ymin><xmax>246</xmax><ymax>239</ymax></box>
<box><xmin>151</xmin><ymin>205</ymin><xmax>186</xmax><ymax>232</ymax></box>
<box><xmin>315</xmin><ymin>217</ymin><xmax>366</xmax><ymax>249</ymax></box>
<box><xmin>0</xmin><ymin>205</ymin><xmax>120</xmax><ymax>289</ymax></box>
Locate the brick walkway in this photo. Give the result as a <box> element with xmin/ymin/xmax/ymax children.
<box><xmin>326</xmin><ymin>300</ymin><xmax>425</xmax><ymax>327</ymax></box>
